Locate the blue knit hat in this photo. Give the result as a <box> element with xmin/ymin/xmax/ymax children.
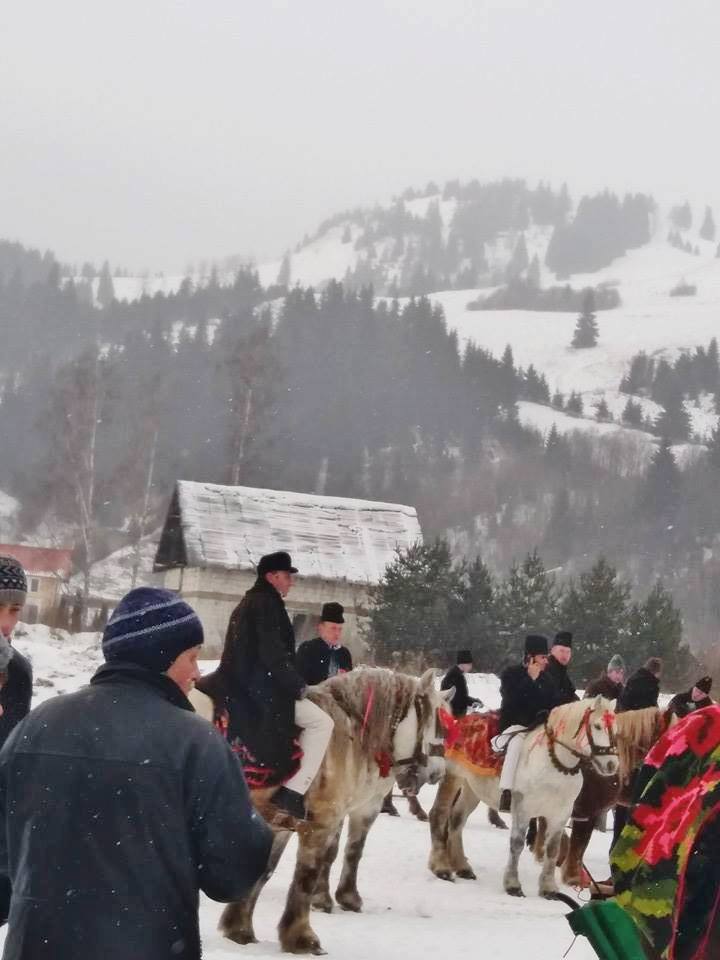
<box><xmin>103</xmin><ymin>587</ymin><xmax>203</xmax><ymax>673</ymax></box>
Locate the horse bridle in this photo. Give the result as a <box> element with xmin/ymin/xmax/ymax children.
<box><xmin>391</xmin><ymin>695</ymin><xmax>445</xmax><ymax>772</ymax></box>
<box><xmin>545</xmin><ymin>707</ymin><xmax>617</xmax><ymax>777</ymax></box>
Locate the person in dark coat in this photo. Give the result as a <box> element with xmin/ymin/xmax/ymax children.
<box><xmin>296</xmin><ymin>602</ymin><xmax>353</xmax><ymax>685</ymax></box>
<box><xmin>544</xmin><ymin>630</ymin><xmax>579</xmax><ymax>706</ymax></box>
<box><xmin>0</xmin><ymin>556</ymin><xmax>33</xmax><ymax>750</ymax></box>
<box><xmin>617</xmin><ymin>657</ymin><xmax>662</xmax><ymax>713</ymax></box>
<box><xmin>0</xmin><ymin>587</ymin><xmax>272</xmax><ymax>960</ymax></box>
<box><xmin>210</xmin><ymin>551</ymin><xmax>332</xmax><ymax>828</ymax></box>
<box><xmin>497</xmin><ymin>634</ymin><xmax>556</xmax><ymax>811</ymax></box>
<box><xmin>441</xmin><ymin>649</ymin><xmax>483</xmax><ymax>717</ymax></box>
<box><xmin>666</xmin><ymin>675</ymin><xmax>713</xmax><ymax>719</ymax></box>
<box><xmin>584</xmin><ymin>653</ymin><xmax>626</xmax><ymax>701</ymax></box>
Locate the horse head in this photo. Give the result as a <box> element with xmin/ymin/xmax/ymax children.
<box><xmin>393</xmin><ymin>669</ymin><xmax>453</xmax><ymax>796</ymax></box>
<box><xmin>547</xmin><ymin>696</ymin><xmax>619</xmax><ymax>778</ymax></box>
<box><xmin>584</xmin><ymin>696</ymin><xmax>619</xmax><ymax>777</ymax></box>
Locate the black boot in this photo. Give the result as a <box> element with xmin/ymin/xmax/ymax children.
<box><xmin>499</xmin><ymin>789</ymin><xmax>512</xmax><ymax>813</ymax></box>
<box><xmin>270</xmin><ymin>786</ymin><xmax>307</xmax><ymax>830</ymax></box>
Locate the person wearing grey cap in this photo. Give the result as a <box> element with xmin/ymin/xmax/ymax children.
<box><xmin>585</xmin><ymin>654</ymin><xmax>626</xmax><ymax>701</ymax></box>
<box><xmin>0</xmin><ymin>556</ymin><xmax>32</xmax><ymax>750</ymax></box>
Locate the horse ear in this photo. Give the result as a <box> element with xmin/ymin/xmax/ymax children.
<box><xmin>593</xmin><ymin>695</ymin><xmax>604</xmax><ymax>711</ymax></box>
<box><xmin>608</xmin><ymin>699</ymin><xmax>617</xmax><ymax>712</ymax></box>
<box><xmin>419</xmin><ymin>668</ymin><xmax>436</xmax><ymax>694</ymax></box>
<box><xmin>440</xmin><ymin>685</ymin><xmax>455</xmax><ymax>705</ymax></box>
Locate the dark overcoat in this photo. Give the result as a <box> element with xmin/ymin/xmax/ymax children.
<box><xmin>296</xmin><ymin>637</ymin><xmax>352</xmax><ymax>685</ymax></box>
<box><xmin>584</xmin><ymin>671</ymin><xmax>623</xmax><ymax>702</ymax></box>
<box><xmin>544</xmin><ymin>654</ymin><xmax>579</xmax><ymax>706</ymax></box>
<box><xmin>0</xmin><ymin>661</ymin><xmax>272</xmax><ymax>960</ymax></box>
<box><xmin>441</xmin><ymin>664</ymin><xmax>480</xmax><ymax>717</ymax></box>
<box><xmin>617</xmin><ymin>667</ymin><xmax>660</xmax><ymax>713</ymax></box>
<box><xmin>214</xmin><ymin>577</ymin><xmax>306</xmax><ymax>771</ymax></box>
<box><xmin>499</xmin><ymin>663</ymin><xmax>556</xmax><ymax>731</ymax></box>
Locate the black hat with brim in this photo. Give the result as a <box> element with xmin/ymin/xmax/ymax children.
<box><xmin>554</xmin><ymin>631</ymin><xmax>573</xmax><ymax>648</ymax></box>
<box><xmin>456</xmin><ymin>649</ymin><xmax>472</xmax><ymax>665</ymax></box>
<box><xmin>320</xmin><ymin>602</ymin><xmax>344</xmax><ymax>624</ymax></box>
<box><xmin>257</xmin><ymin>551</ymin><xmax>298</xmax><ymax>577</ymax></box>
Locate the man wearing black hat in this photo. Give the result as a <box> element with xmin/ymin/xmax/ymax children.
<box><xmin>441</xmin><ymin>650</ymin><xmax>483</xmax><ymax>718</ymax></box>
<box><xmin>215</xmin><ymin>551</ymin><xmax>333</xmax><ymax>829</ymax></box>
<box><xmin>544</xmin><ymin>630</ymin><xmax>579</xmax><ymax>706</ymax></box>
<box><xmin>666</xmin><ymin>676</ymin><xmax>713</xmax><ymax>720</ymax></box>
<box><xmin>296</xmin><ymin>602</ymin><xmax>353</xmax><ymax>686</ymax></box>
<box><xmin>496</xmin><ymin>634</ymin><xmax>556</xmax><ymax>811</ymax></box>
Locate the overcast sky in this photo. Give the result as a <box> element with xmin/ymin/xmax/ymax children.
<box><xmin>2</xmin><ymin>0</ymin><xmax>719</xmax><ymax>272</ymax></box>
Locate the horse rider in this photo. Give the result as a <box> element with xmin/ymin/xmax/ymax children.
<box><xmin>544</xmin><ymin>631</ymin><xmax>579</xmax><ymax>705</ymax></box>
<box><xmin>585</xmin><ymin>654</ymin><xmax>626</xmax><ymax>701</ymax></box>
<box><xmin>296</xmin><ymin>602</ymin><xmax>353</xmax><ymax>685</ymax></box>
<box><xmin>496</xmin><ymin>634</ymin><xmax>556</xmax><ymax>813</ymax></box>
<box><xmin>617</xmin><ymin>656</ymin><xmax>662</xmax><ymax>713</ymax></box>
<box><xmin>213</xmin><ymin>551</ymin><xmax>333</xmax><ymax>830</ymax></box>
<box><xmin>441</xmin><ymin>649</ymin><xmax>483</xmax><ymax>717</ymax></box>
<box><xmin>666</xmin><ymin>675</ymin><xmax>713</xmax><ymax>720</ymax></box>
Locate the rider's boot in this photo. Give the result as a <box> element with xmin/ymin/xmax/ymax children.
<box><xmin>499</xmin><ymin>788</ymin><xmax>512</xmax><ymax>813</ymax></box>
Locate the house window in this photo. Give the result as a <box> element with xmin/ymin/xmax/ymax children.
<box><xmin>30</xmin><ymin>579</ymin><xmax>39</xmax><ymax>593</ymax></box>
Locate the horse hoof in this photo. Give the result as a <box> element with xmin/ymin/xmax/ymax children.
<box><xmin>433</xmin><ymin>869</ymin><xmax>455</xmax><ymax>882</ymax></box>
<box><xmin>415</xmin><ymin>811</ymin><xmax>429</xmax><ymax>822</ymax></box>
<box><xmin>336</xmin><ymin>891</ymin><xmax>363</xmax><ymax>913</ymax></box>
<box><xmin>456</xmin><ymin>868</ymin><xmax>476</xmax><ymax>881</ymax></box>
<box><xmin>541</xmin><ymin>891</ymin><xmax>560</xmax><ymax>901</ymax></box>
<box><xmin>223</xmin><ymin>929</ymin><xmax>258</xmax><ymax>945</ymax></box>
<box><xmin>505</xmin><ymin>887</ymin><xmax>525</xmax><ymax>898</ymax></box>
<box><xmin>285</xmin><ymin>934</ymin><xmax>326</xmax><ymax>955</ymax></box>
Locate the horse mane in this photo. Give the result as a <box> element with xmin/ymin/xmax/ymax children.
<box><xmin>615</xmin><ymin>707</ymin><xmax>664</xmax><ymax>780</ymax></box>
<box><xmin>317</xmin><ymin>666</ymin><xmax>421</xmax><ymax>759</ymax></box>
<box><xmin>547</xmin><ymin>697</ymin><xmax>610</xmax><ymax>737</ymax></box>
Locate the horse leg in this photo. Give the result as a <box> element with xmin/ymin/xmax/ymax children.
<box><xmin>561</xmin><ymin>817</ymin><xmax>594</xmax><ymax>886</ymax></box>
<box><xmin>487</xmin><ymin>806</ymin><xmax>508</xmax><ymax>830</ymax></box>
<box><xmin>428</xmin><ymin>772</ymin><xmax>462</xmax><ymax>880</ymax></box>
<box><xmin>220</xmin><ymin>830</ymin><xmax>291</xmax><ymax>945</ymax></box>
<box><xmin>335</xmin><ymin>803</ymin><xmax>380</xmax><ymax>912</ymax></box>
<box><xmin>311</xmin><ymin>823</ymin><xmax>342</xmax><ymax>913</ymax></box>
<box><xmin>503</xmin><ymin>795</ymin><xmax>529</xmax><ymax>897</ymax></box>
<box><xmin>406</xmin><ymin>789</ymin><xmax>429</xmax><ymax>822</ymax></box>
<box><xmin>449</xmin><ymin>785</ymin><xmax>480</xmax><ymax>879</ymax></box>
<box><xmin>539</xmin><ymin>819</ymin><xmax>566</xmax><ymax>899</ymax></box>
<box><xmin>279</xmin><ymin>823</ymin><xmax>339</xmax><ymax>956</ymax></box>
<box><xmin>381</xmin><ymin>788</ymin><xmax>400</xmax><ymax>817</ymax></box>
<box><xmin>532</xmin><ymin>817</ymin><xmax>547</xmax><ymax>863</ymax></box>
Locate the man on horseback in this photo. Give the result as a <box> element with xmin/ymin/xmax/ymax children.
<box><xmin>496</xmin><ymin>634</ymin><xmax>556</xmax><ymax>812</ymax></box>
<box><xmin>544</xmin><ymin>631</ymin><xmax>579</xmax><ymax>705</ymax></box>
<box><xmin>296</xmin><ymin>602</ymin><xmax>353</xmax><ymax>685</ymax></box>
<box><xmin>441</xmin><ymin>649</ymin><xmax>483</xmax><ymax>717</ymax></box>
<box><xmin>218</xmin><ymin>551</ymin><xmax>333</xmax><ymax>829</ymax></box>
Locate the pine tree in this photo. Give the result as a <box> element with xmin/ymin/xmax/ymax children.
<box><xmin>627</xmin><ymin>581</ymin><xmax>694</xmax><ymax>685</ymax></box>
<box><xmin>559</xmin><ymin>557</ymin><xmax>631</xmax><ymax>680</ymax></box>
<box><xmin>641</xmin><ymin>438</ymin><xmax>682</xmax><ymax>519</ymax></box>
<box><xmin>571</xmin><ymin>289</ymin><xmax>598</xmax><ymax>348</ymax></box>
<box><xmin>527</xmin><ymin>254</ymin><xmax>541</xmax><ymax>289</ymax></box>
<box><xmin>458</xmin><ymin>557</ymin><xmax>500</xmax><ymax>669</ymax></box>
<box><xmin>497</xmin><ymin>550</ymin><xmax>561</xmax><ymax>661</ymax></box>
<box><xmin>97</xmin><ymin>261</ymin><xmax>115</xmax><ymax>308</ymax></box>
<box><xmin>707</xmin><ymin>425</ymin><xmax>720</xmax><ymax>470</ymax></box>
<box><xmin>367</xmin><ymin>540</ymin><xmax>464</xmax><ymax>662</ymax></box>
<box><xmin>654</xmin><ymin>390</ymin><xmax>691</xmax><ymax>441</ymax></box>
<box><xmin>700</xmin><ymin>207</ymin><xmax>716</xmax><ymax>241</ymax></box>
<box><xmin>551</xmin><ymin>389</ymin><xmax>565</xmax><ymax>410</ymax></box>
<box><xmin>622</xmin><ymin>397</ymin><xmax>644</xmax><ymax>427</ymax></box>
<box><xmin>595</xmin><ymin>397</ymin><xmax>611</xmax><ymax>421</ymax></box>
<box><xmin>566</xmin><ymin>391</ymin><xmax>584</xmax><ymax>416</ymax></box>
<box><xmin>276</xmin><ymin>253</ymin><xmax>292</xmax><ymax>287</ymax></box>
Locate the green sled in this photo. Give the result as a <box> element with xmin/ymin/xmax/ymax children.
<box><xmin>566</xmin><ymin>900</ymin><xmax>649</xmax><ymax>960</ymax></box>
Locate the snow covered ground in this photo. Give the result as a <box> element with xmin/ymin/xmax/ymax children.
<box><xmin>0</xmin><ymin>635</ymin><xmax>614</xmax><ymax>959</ymax></box>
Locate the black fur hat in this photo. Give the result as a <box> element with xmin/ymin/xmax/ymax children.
<box><xmin>554</xmin><ymin>630</ymin><xmax>573</xmax><ymax>648</ymax></box>
<box><xmin>525</xmin><ymin>634</ymin><xmax>549</xmax><ymax>657</ymax></box>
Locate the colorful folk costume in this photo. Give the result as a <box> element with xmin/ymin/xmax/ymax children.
<box><xmin>570</xmin><ymin>705</ymin><xmax>720</xmax><ymax>959</ymax></box>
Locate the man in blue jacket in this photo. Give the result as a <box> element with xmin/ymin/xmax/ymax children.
<box><xmin>0</xmin><ymin>587</ymin><xmax>272</xmax><ymax>960</ymax></box>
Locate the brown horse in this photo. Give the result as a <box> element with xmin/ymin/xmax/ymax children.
<box><xmin>218</xmin><ymin>667</ymin><xmax>451</xmax><ymax>955</ymax></box>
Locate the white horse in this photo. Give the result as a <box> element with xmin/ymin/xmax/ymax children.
<box><xmin>429</xmin><ymin>696</ymin><xmax>618</xmax><ymax>899</ymax></box>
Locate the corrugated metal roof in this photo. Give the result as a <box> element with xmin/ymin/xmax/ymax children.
<box><xmin>156</xmin><ymin>482</ymin><xmax>422</xmax><ymax>584</ymax></box>
<box><xmin>0</xmin><ymin>544</ymin><xmax>73</xmax><ymax>579</ymax></box>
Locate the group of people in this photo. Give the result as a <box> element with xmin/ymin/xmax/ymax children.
<box><xmin>0</xmin><ymin>548</ymin><xmax>357</xmax><ymax>959</ymax></box>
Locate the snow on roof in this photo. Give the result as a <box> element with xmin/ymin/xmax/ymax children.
<box><xmin>0</xmin><ymin>543</ymin><xmax>73</xmax><ymax>579</ymax></box>
<box><xmin>68</xmin><ymin>535</ymin><xmax>161</xmax><ymax>603</ymax></box>
<box><xmin>155</xmin><ymin>481</ymin><xmax>422</xmax><ymax>584</ymax></box>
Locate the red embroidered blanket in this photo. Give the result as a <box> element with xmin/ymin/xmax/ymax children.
<box><xmin>444</xmin><ymin>710</ymin><xmax>503</xmax><ymax>778</ymax></box>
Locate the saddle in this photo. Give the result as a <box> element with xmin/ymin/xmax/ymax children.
<box><xmin>444</xmin><ymin>710</ymin><xmax>504</xmax><ymax>778</ymax></box>
<box><xmin>214</xmin><ymin>709</ymin><xmax>302</xmax><ymax>791</ymax></box>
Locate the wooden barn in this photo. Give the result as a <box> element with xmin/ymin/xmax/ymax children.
<box><xmin>153</xmin><ymin>481</ymin><xmax>422</xmax><ymax>657</ymax></box>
